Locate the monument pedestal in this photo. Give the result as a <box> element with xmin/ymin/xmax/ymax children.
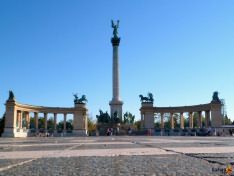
<box><xmin>2</xmin><ymin>128</ymin><xmax>29</xmax><ymax>137</ymax></box>
<box><xmin>109</xmin><ymin>100</ymin><xmax>123</xmax><ymax>119</ymax></box>
<box><xmin>73</xmin><ymin>103</ymin><xmax>88</xmax><ymax>136</ymax></box>
<box><xmin>73</xmin><ymin>129</ymin><xmax>88</xmax><ymax>136</ymax></box>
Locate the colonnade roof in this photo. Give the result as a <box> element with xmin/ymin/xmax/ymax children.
<box><xmin>15</xmin><ymin>102</ymin><xmax>75</xmax><ymax>114</ymax></box>
<box><xmin>141</xmin><ymin>103</ymin><xmax>211</xmax><ymax>113</ymax></box>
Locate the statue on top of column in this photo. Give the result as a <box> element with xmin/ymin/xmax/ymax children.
<box><xmin>211</xmin><ymin>91</ymin><xmax>221</xmax><ymax>103</ymax></box>
<box><xmin>111</xmin><ymin>20</ymin><xmax>119</xmax><ymax>38</ymax></box>
<box><xmin>73</xmin><ymin>93</ymin><xmax>88</xmax><ymax>104</ymax></box>
<box><xmin>139</xmin><ymin>92</ymin><xmax>154</xmax><ymax>103</ymax></box>
<box><xmin>8</xmin><ymin>90</ymin><xmax>15</xmax><ymax>101</ymax></box>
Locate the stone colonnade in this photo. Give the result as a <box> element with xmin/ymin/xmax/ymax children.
<box><xmin>15</xmin><ymin>111</ymin><xmax>69</xmax><ymax>132</ymax></box>
<box><xmin>156</xmin><ymin>111</ymin><xmax>210</xmax><ymax>129</ymax></box>
<box><xmin>140</xmin><ymin>101</ymin><xmax>222</xmax><ymax>129</ymax></box>
<box><xmin>2</xmin><ymin>99</ymin><xmax>88</xmax><ymax>137</ymax></box>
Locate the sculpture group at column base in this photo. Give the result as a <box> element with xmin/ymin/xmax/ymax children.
<box><xmin>73</xmin><ymin>129</ymin><xmax>88</xmax><ymax>136</ymax></box>
<box><xmin>2</xmin><ymin>128</ymin><xmax>29</xmax><ymax>137</ymax></box>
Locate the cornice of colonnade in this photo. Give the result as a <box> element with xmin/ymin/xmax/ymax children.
<box><xmin>10</xmin><ymin>101</ymin><xmax>77</xmax><ymax>114</ymax></box>
<box><xmin>140</xmin><ymin>102</ymin><xmax>212</xmax><ymax>113</ymax></box>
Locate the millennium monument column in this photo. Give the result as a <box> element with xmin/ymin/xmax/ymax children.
<box><xmin>109</xmin><ymin>20</ymin><xmax>123</xmax><ymax>120</ymax></box>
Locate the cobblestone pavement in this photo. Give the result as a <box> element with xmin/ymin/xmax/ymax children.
<box><xmin>0</xmin><ymin>136</ymin><xmax>234</xmax><ymax>175</ymax></box>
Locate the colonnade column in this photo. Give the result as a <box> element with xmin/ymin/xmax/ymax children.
<box><xmin>63</xmin><ymin>113</ymin><xmax>67</xmax><ymax>132</ymax></box>
<box><xmin>16</xmin><ymin>111</ymin><xmax>20</xmax><ymax>128</ymax></box>
<box><xmin>34</xmin><ymin>112</ymin><xmax>38</xmax><ymax>131</ymax></box>
<box><xmin>25</xmin><ymin>112</ymin><xmax>30</xmax><ymax>129</ymax></box>
<box><xmin>160</xmin><ymin>113</ymin><xmax>164</xmax><ymax>129</ymax></box>
<box><xmin>54</xmin><ymin>113</ymin><xmax>57</xmax><ymax>131</ymax></box>
<box><xmin>189</xmin><ymin>112</ymin><xmax>193</xmax><ymax>128</ymax></box>
<box><xmin>205</xmin><ymin>111</ymin><xmax>210</xmax><ymax>128</ymax></box>
<box><xmin>170</xmin><ymin>113</ymin><xmax>174</xmax><ymax>129</ymax></box>
<box><xmin>44</xmin><ymin>113</ymin><xmax>47</xmax><ymax>131</ymax></box>
<box><xmin>19</xmin><ymin>111</ymin><xmax>22</xmax><ymax>129</ymax></box>
<box><xmin>198</xmin><ymin>111</ymin><xmax>202</xmax><ymax>128</ymax></box>
<box><xmin>180</xmin><ymin>112</ymin><xmax>184</xmax><ymax>129</ymax></box>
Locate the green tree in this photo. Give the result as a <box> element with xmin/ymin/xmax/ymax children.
<box><xmin>173</xmin><ymin>113</ymin><xmax>180</xmax><ymax>128</ymax></box>
<box><xmin>163</xmin><ymin>114</ymin><xmax>171</xmax><ymax>129</ymax></box>
<box><xmin>133</xmin><ymin>120</ymin><xmax>141</xmax><ymax>130</ymax></box>
<box><xmin>57</xmin><ymin>120</ymin><xmax>73</xmax><ymax>131</ymax></box>
<box><xmin>30</xmin><ymin>117</ymin><xmax>35</xmax><ymax>129</ymax></box>
<box><xmin>88</xmin><ymin>117</ymin><xmax>96</xmax><ymax>132</ymax></box>
<box><xmin>38</xmin><ymin>117</ymin><xmax>45</xmax><ymax>129</ymax></box>
<box><xmin>223</xmin><ymin>115</ymin><xmax>232</xmax><ymax>125</ymax></box>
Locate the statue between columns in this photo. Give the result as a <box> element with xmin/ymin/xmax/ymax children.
<box><xmin>111</xmin><ymin>20</ymin><xmax>119</xmax><ymax>38</ymax></box>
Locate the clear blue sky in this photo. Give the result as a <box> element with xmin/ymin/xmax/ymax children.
<box><xmin>0</xmin><ymin>0</ymin><xmax>234</xmax><ymax>121</ymax></box>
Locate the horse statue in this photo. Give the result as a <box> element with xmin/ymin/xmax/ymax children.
<box><xmin>139</xmin><ymin>95</ymin><xmax>149</xmax><ymax>102</ymax></box>
<box><xmin>73</xmin><ymin>94</ymin><xmax>88</xmax><ymax>104</ymax></box>
<box><xmin>139</xmin><ymin>92</ymin><xmax>154</xmax><ymax>103</ymax></box>
<box><xmin>78</xmin><ymin>95</ymin><xmax>88</xmax><ymax>104</ymax></box>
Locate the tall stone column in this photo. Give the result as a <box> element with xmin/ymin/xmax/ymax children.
<box><xmin>198</xmin><ymin>111</ymin><xmax>202</xmax><ymax>128</ymax></box>
<box><xmin>34</xmin><ymin>112</ymin><xmax>38</xmax><ymax>131</ymax></box>
<box><xmin>54</xmin><ymin>113</ymin><xmax>57</xmax><ymax>131</ymax></box>
<box><xmin>19</xmin><ymin>111</ymin><xmax>23</xmax><ymax>129</ymax></box>
<box><xmin>189</xmin><ymin>112</ymin><xmax>193</xmax><ymax>128</ymax></box>
<box><xmin>63</xmin><ymin>113</ymin><xmax>67</xmax><ymax>132</ymax></box>
<box><xmin>25</xmin><ymin>112</ymin><xmax>30</xmax><ymax>129</ymax></box>
<box><xmin>44</xmin><ymin>113</ymin><xmax>47</xmax><ymax>131</ymax></box>
<box><xmin>180</xmin><ymin>112</ymin><xmax>184</xmax><ymax>129</ymax></box>
<box><xmin>170</xmin><ymin>113</ymin><xmax>174</xmax><ymax>129</ymax></box>
<box><xmin>160</xmin><ymin>113</ymin><xmax>164</xmax><ymax>129</ymax></box>
<box><xmin>16</xmin><ymin>111</ymin><xmax>20</xmax><ymax>128</ymax></box>
<box><xmin>109</xmin><ymin>21</ymin><xmax>123</xmax><ymax>120</ymax></box>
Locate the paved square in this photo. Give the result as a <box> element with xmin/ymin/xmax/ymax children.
<box><xmin>0</xmin><ymin>136</ymin><xmax>234</xmax><ymax>175</ymax></box>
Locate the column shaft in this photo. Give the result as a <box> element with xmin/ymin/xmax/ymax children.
<box><xmin>180</xmin><ymin>112</ymin><xmax>184</xmax><ymax>129</ymax></box>
<box><xmin>25</xmin><ymin>112</ymin><xmax>30</xmax><ymax>129</ymax></box>
<box><xmin>170</xmin><ymin>113</ymin><xmax>174</xmax><ymax>129</ymax></box>
<box><xmin>198</xmin><ymin>111</ymin><xmax>202</xmax><ymax>128</ymax></box>
<box><xmin>189</xmin><ymin>112</ymin><xmax>193</xmax><ymax>128</ymax></box>
<box><xmin>16</xmin><ymin>111</ymin><xmax>20</xmax><ymax>128</ymax></box>
<box><xmin>112</xmin><ymin>45</ymin><xmax>119</xmax><ymax>101</ymax></box>
<box><xmin>54</xmin><ymin>113</ymin><xmax>57</xmax><ymax>131</ymax></box>
<box><xmin>63</xmin><ymin>113</ymin><xmax>67</xmax><ymax>131</ymax></box>
<box><xmin>19</xmin><ymin>111</ymin><xmax>22</xmax><ymax>129</ymax></box>
<box><xmin>34</xmin><ymin>112</ymin><xmax>38</xmax><ymax>131</ymax></box>
<box><xmin>160</xmin><ymin>113</ymin><xmax>164</xmax><ymax>129</ymax></box>
<box><xmin>44</xmin><ymin>113</ymin><xmax>47</xmax><ymax>131</ymax></box>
